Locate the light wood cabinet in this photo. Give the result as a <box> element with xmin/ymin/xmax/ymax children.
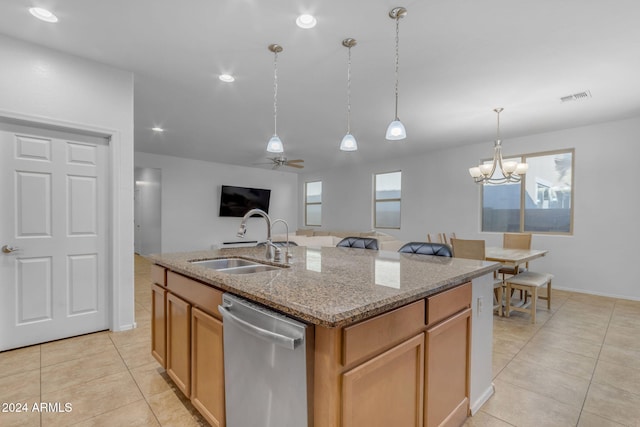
<box><xmin>191</xmin><ymin>307</ymin><xmax>226</xmax><ymax>427</ymax></box>
<box><xmin>342</xmin><ymin>333</ymin><xmax>425</xmax><ymax>427</ymax></box>
<box><xmin>151</xmin><ymin>283</ymin><xmax>167</xmax><ymax>367</ymax></box>
<box><xmin>315</xmin><ymin>282</ymin><xmax>472</xmax><ymax>427</ymax></box>
<box><xmin>425</xmin><ymin>308</ymin><xmax>471</xmax><ymax>427</ymax></box>
<box><xmin>167</xmin><ymin>292</ymin><xmax>191</xmax><ymax>397</ymax></box>
<box><xmin>155</xmin><ymin>269</ymin><xmax>226</xmax><ymax>424</ymax></box>
<box><xmin>154</xmin><ymin>263</ymin><xmax>474</xmax><ymax>427</ymax></box>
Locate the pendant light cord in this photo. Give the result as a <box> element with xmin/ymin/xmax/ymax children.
<box><xmin>394</xmin><ymin>15</ymin><xmax>400</xmax><ymax>120</ymax></box>
<box><xmin>346</xmin><ymin>45</ymin><xmax>352</xmax><ymax>134</ymax></box>
<box><xmin>273</xmin><ymin>50</ymin><xmax>278</xmax><ymax>136</ymax></box>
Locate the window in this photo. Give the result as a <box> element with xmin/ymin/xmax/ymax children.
<box><xmin>304</xmin><ymin>181</ymin><xmax>322</xmax><ymax>226</ymax></box>
<box><xmin>374</xmin><ymin>171</ymin><xmax>401</xmax><ymax>229</ymax></box>
<box><xmin>482</xmin><ymin>149</ymin><xmax>574</xmax><ymax>234</ymax></box>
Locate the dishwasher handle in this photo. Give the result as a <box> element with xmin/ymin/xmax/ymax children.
<box><xmin>218</xmin><ymin>305</ymin><xmax>303</xmax><ymax>350</ymax></box>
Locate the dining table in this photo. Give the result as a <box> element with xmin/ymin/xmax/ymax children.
<box><xmin>485</xmin><ymin>247</ymin><xmax>549</xmax><ymax>274</ymax></box>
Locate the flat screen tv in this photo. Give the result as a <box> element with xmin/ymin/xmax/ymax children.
<box><xmin>219</xmin><ymin>185</ymin><xmax>271</xmax><ymax>217</ymax></box>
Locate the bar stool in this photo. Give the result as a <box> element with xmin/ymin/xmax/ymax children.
<box><xmin>504</xmin><ymin>271</ymin><xmax>553</xmax><ymax>323</ymax></box>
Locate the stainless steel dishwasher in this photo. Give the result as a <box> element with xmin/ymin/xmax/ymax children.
<box><xmin>218</xmin><ymin>293</ymin><xmax>311</xmax><ymax>427</ymax></box>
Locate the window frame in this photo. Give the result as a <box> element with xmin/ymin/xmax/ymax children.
<box><xmin>374</xmin><ymin>170</ymin><xmax>402</xmax><ymax>230</ymax></box>
<box><xmin>480</xmin><ymin>148</ymin><xmax>575</xmax><ymax>235</ymax></box>
<box><xmin>304</xmin><ymin>180</ymin><xmax>322</xmax><ymax>227</ymax></box>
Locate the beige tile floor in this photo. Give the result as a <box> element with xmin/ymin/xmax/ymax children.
<box><xmin>1</xmin><ymin>255</ymin><xmax>639</xmax><ymax>426</ymax></box>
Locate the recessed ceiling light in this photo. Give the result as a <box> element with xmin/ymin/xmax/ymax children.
<box><xmin>296</xmin><ymin>14</ymin><xmax>317</xmax><ymax>29</ymax></box>
<box><xmin>152</xmin><ymin>127</ymin><xmax>164</xmax><ymax>132</ymax></box>
<box><xmin>29</xmin><ymin>7</ymin><xmax>58</xmax><ymax>23</ymax></box>
<box><xmin>219</xmin><ymin>74</ymin><xmax>235</xmax><ymax>83</ymax></box>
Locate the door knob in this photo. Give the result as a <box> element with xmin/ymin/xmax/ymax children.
<box><xmin>2</xmin><ymin>245</ymin><xmax>21</xmax><ymax>254</ymax></box>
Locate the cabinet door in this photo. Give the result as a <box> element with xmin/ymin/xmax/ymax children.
<box><xmin>151</xmin><ymin>284</ymin><xmax>167</xmax><ymax>367</ymax></box>
<box><xmin>425</xmin><ymin>308</ymin><xmax>471</xmax><ymax>427</ymax></box>
<box><xmin>167</xmin><ymin>293</ymin><xmax>191</xmax><ymax>397</ymax></box>
<box><xmin>342</xmin><ymin>333</ymin><xmax>424</xmax><ymax>427</ymax></box>
<box><xmin>191</xmin><ymin>308</ymin><xmax>226</xmax><ymax>427</ymax></box>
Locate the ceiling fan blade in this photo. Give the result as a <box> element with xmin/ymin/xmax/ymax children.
<box><xmin>287</xmin><ymin>163</ymin><xmax>304</xmax><ymax>168</ymax></box>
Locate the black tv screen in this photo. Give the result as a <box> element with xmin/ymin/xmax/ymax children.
<box><xmin>219</xmin><ymin>185</ymin><xmax>271</xmax><ymax>217</ymax></box>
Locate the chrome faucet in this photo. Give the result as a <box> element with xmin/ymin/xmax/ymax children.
<box><xmin>271</xmin><ymin>218</ymin><xmax>292</xmax><ymax>263</ymax></box>
<box><xmin>237</xmin><ymin>208</ymin><xmax>280</xmax><ymax>261</ymax></box>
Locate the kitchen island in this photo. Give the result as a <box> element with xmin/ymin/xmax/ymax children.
<box><xmin>148</xmin><ymin>245</ymin><xmax>500</xmax><ymax>427</ymax></box>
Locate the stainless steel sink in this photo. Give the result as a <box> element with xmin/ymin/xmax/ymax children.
<box><xmin>190</xmin><ymin>258</ymin><xmax>282</xmax><ymax>274</ymax></box>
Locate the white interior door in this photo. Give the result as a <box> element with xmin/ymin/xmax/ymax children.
<box><xmin>0</xmin><ymin>121</ymin><xmax>109</xmax><ymax>351</ymax></box>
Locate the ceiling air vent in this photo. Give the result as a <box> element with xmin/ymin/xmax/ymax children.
<box><xmin>560</xmin><ymin>90</ymin><xmax>592</xmax><ymax>102</ymax></box>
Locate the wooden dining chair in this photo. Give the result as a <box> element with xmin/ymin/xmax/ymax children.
<box><xmin>451</xmin><ymin>238</ymin><xmax>503</xmax><ymax>316</ymax></box>
<box><xmin>427</xmin><ymin>232</ymin><xmax>457</xmax><ymax>246</ymax></box>
<box><xmin>427</xmin><ymin>233</ymin><xmax>444</xmax><ymax>244</ymax></box>
<box><xmin>499</xmin><ymin>232</ymin><xmax>532</xmax><ymax>285</ymax></box>
<box><xmin>450</xmin><ymin>238</ymin><xmax>485</xmax><ymax>261</ymax></box>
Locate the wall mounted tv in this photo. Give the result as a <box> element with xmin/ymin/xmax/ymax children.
<box><xmin>219</xmin><ymin>185</ymin><xmax>271</xmax><ymax>217</ymax></box>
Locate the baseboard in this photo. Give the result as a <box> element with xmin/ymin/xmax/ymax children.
<box><xmin>469</xmin><ymin>383</ymin><xmax>495</xmax><ymax>415</ymax></box>
<box><xmin>113</xmin><ymin>322</ymin><xmax>137</xmax><ymax>332</ymax></box>
<box><xmin>553</xmin><ymin>286</ymin><xmax>640</xmax><ymax>302</ymax></box>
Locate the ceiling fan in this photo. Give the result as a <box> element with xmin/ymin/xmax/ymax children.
<box><xmin>256</xmin><ymin>156</ymin><xmax>304</xmax><ymax>169</ymax></box>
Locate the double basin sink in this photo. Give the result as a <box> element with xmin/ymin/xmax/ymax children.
<box><xmin>190</xmin><ymin>257</ymin><xmax>282</xmax><ymax>274</ymax></box>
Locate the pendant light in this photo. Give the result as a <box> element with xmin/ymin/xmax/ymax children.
<box><xmin>468</xmin><ymin>108</ymin><xmax>529</xmax><ymax>184</ymax></box>
<box><xmin>340</xmin><ymin>38</ymin><xmax>358</xmax><ymax>152</ymax></box>
<box><xmin>386</xmin><ymin>7</ymin><xmax>407</xmax><ymax>141</ymax></box>
<box><xmin>266</xmin><ymin>44</ymin><xmax>284</xmax><ymax>153</ymax></box>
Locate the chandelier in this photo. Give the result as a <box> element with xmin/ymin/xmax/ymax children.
<box><xmin>469</xmin><ymin>108</ymin><xmax>528</xmax><ymax>184</ymax></box>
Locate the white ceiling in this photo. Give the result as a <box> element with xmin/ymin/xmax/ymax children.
<box><xmin>2</xmin><ymin>0</ymin><xmax>639</xmax><ymax>173</ymax></box>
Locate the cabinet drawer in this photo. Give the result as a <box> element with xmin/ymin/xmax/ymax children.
<box><xmin>426</xmin><ymin>282</ymin><xmax>471</xmax><ymax>327</ymax></box>
<box><xmin>167</xmin><ymin>271</ymin><xmax>223</xmax><ymax>319</ymax></box>
<box><xmin>342</xmin><ymin>300</ymin><xmax>425</xmax><ymax>366</ymax></box>
<box><xmin>151</xmin><ymin>264</ymin><xmax>167</xmax><ymax>286</ymax></box>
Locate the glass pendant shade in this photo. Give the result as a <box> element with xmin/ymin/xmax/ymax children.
<box><xmin>386</xmin><ymin>119</ymin><xmax>406</xmax><ymax>140</ymax></box>
<box><xmin>340</xmin><ymin>133</ymin><xmax>358</xmax><ymax>151</ymax></box>
<box><xmin>266</xmin><ymin>135</ymin><xmax>284</xmax><ymax>153</ymax></box>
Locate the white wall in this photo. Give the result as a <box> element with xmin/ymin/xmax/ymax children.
<box><xmin>135</xmin><ymin>167</ymin><xmax>162</xmax><ymax>255</ymax></box>
<box><xmin>299</xmin><ymin>116</ymin><xmax>640</xmax><ymax>300</ymax></box>
<box><xmin>135</xmin><ymin>152</ymin><xmax>299</xmax><ymax>253</ymax></box>
<box><xmin>0</xmin><ymin>34</ymin><xmax>135</xmax><ymax>330</ymax></box>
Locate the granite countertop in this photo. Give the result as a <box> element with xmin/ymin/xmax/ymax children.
<box><xmin>147</xmin><ymin>246</ymin><xmax>500</xmax><ymax>328</ymax></box>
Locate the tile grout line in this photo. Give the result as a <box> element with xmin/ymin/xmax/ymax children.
<box><xmin>108</xmin><ymin>301</ymin><xmax>164</xmax><ymax>427</ymax></box>
<box><xmin>489</xmin><ymin>294</ymin><xmax>596</xmax><ymax>425</ymax></box>
<box><xmin>575</xmin><ymin>299</ymin><xmax>633</xmax><ymax>427</ymax></box>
